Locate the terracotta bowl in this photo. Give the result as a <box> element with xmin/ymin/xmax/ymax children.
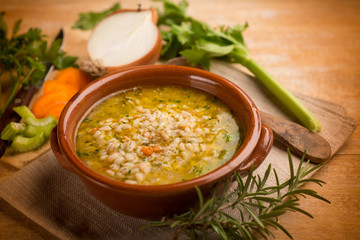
<box><xmin>50</xmin><ymin>65</ymin><xmax>273</xmax><ymax>219</ymax></box>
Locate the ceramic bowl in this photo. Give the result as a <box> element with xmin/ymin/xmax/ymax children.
<box><xmin>50</xmin><ymin>65</ymin><xmax>273</xmax><ymax>219</ymax></box>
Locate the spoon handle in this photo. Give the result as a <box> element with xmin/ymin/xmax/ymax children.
<box><xmin>260</xmin><ymin>111</ymin><xmax>331</xmax><ymax>163</ymax></box>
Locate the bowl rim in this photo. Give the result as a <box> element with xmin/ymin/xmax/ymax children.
<box><xmin>57</xmin><ymin>65</ymin><xmax>261</xmax><ymax>194</ymax></box>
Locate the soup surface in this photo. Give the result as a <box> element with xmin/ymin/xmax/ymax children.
<box><xmin>76</xmin><ymin>86</ymin><xmax>242</xmax><ymax>185</ymax></box>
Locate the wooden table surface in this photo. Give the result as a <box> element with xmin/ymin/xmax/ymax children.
<box><xmin>1</xmin><ymin>0</ymin><xmax>359</xmax><ymax>239</ymax></box>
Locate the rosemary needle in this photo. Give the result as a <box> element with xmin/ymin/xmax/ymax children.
<box><xmin>144</xmin><ymin>149</ymin><xmax>330</xmax><ymax>240</ymax></box>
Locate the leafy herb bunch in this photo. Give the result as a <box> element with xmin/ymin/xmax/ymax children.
<box><xmin>153</xmin><ymin>0</ymin><xmax>322</xmax><ymax>132</ymax></box>
<box><xmin>145</xmin><ymin>149</ymin><xmax>330</xmax><ymax>240</ymax></box>
<box><xmin>0</xmin><ymin>12</ymin><xmax>77</xmax><ymax>116</ymax></box>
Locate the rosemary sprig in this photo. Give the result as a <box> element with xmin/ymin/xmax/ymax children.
<box><xmin>144</xmin><ymin>149</ymin><xmax>330</xmax><ymax>240</ymax></box>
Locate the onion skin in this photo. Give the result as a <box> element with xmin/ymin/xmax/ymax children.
<box><xmin>88</xmin><ymin>8</ymin><xmax>162</xmax><ymax>73</ymax></box>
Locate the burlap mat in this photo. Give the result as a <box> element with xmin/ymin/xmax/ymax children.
<box><xmin>0</xmin><ymin>59</ymin><xmax>357</xmax><ymax>239</ymax></box>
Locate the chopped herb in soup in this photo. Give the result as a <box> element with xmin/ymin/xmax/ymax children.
<box><xmin>76</xmin><ymin>86</ymin><xmax>242</xmax><ymax>185</ymax></box>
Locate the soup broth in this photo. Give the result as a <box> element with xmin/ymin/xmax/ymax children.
<box><xmin>76</xmin><ymin>86</ymin><xmax>242</xmax><ymax>185</ymax></box>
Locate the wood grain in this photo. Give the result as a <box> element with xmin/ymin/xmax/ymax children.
<box><xmin>0</xmin><ymin>0</ymin><xmax>359</xmax><ymax>239</ymax></box>
<box><xmin>260</xmin><ymin>111</ymin><xmax>331</xmax><ymax>163</ymax></box>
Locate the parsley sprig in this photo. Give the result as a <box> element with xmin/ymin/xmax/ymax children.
<box><xmin>0</xmin><ymin>12</ymin><xmax>77</xmax><ymax>117</ymax></box>
<box><xmin>144</xmin><ymin>149</ymin><xmax>330</xmax><ymax>240</ymax></box>
<box><xmin>72</xmin><ymin>3</ymin><xmax>121</xmax><ymax>30</ymax></box>
<box><xmin>154</xmin><ymin>0</ymin><xmax>322</xmax><ymax>132</ymax></box>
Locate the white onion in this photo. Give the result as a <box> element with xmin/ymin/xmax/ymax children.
<box><xmin>87</xmin><ymin>9</ymin><xmax>162</xmax><ymax>72</ymax></box>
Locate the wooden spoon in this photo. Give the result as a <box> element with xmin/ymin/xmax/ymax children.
<box><xmin>260</xmin><ymin>111</ymin><xmax>331</xmax><ymax>163</ymax></box>
<box><xmin>165</xmin><ymin>57</ymin><xmax>332</xmax><ymax>163</ymax></box>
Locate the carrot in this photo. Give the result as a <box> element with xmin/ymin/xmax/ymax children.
<box><xmin>43</xmin><ymin>80</ymin><xmax>78</xmax><ymax>95</ymax></box>
<box><xmin>55</xmin><ymin>67</ymin><xmax>91</xmax><ymax>90</ymax></box>
<box><xmin>31</xmin><ymin>91</ymin><xmax>71</xmax><ymax>118</ymax></box>
<box><xmin>31</xmin><ymin>67</ymin><xmax>92</xmax><ymax>119</ymax></box>
<box><xmin>46</xmin><ymin>101</ymin><xmax>67</xmax><ymax>120</ymax></box>
<box><xmin>141</xmin><ymin>146</ymin><xmax>153</xmax><ymax>156</ymax></box>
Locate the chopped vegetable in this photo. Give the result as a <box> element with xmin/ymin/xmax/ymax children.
<box><xmin>42</xmin><ymin>80</ymin><xmax>78</xmax><ymax>95</ymax></box>
<box><xmin>45</xmin><ymin>102</ymin><xmax>67</xmax><ymax>120</ymax></box>
<box><xmin>1</xmin><ymin>122</ymin><xmax>26</xmax><ymax>141</ymax></box>
<box><xmin>23</xmin><ymin>114</ymin><xmax>57</xmax><ymax>128</ymax></box>
<box><xmin>0</xmin><ymin>106</ymin><xmax>57</xmax><ymax>153</ymax></box>
<box><xmin>13</xmin><ymin>105</ymin><xmax>35</xmax><ymax>119</ymax></box>
<box><xmin>11</xmin><ymin>132</ymin><xmax>46</xmax><ymax>153</ymax></box>
<box><xmin>31</xmin><ymin>91</ymin><xmax>71</xmax><ymax>119</ymax></box>
<box><xmin>54</xmin><ymin>67</ymin><xmax>92</xmax><ymax>90</ymax></box>
<box><xmin>141</xmin><ymin>146</ymin><xmax>154</xmax><ymax>156</ymax></box>
<box><xmin>31</xmin><ymin>67</ymin><xmax>91</xmax><ymax>119</ymax></box>
<box><xmin>154</xmin><ymin>0</ymin><xmax>322</xmax><ymax>132</ymax></box>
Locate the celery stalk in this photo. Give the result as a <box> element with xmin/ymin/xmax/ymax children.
<box><xmin>155</xmin><ymin>0</ymin><xmax>323</xmax><ymax>132</ymax></box>
<box><xmin>11</xmin><ymin>132</ymin><xmax>46</xmax><ymax>153</ymax></box>
<box><xmin>1</xmin><ymin>122</ymin><xmax>26</xmax><ymax>141</ymax></box>
<box><xmin>242</xmin><ymin>59</ymin><xmax>322</xmax><ymax>132</ymax></box>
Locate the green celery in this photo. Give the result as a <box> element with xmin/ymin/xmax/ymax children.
<box><xmin>11</xmin><ymin>132</ymin><xmax>46</xmax><ymax>153</ymax></box>
<box><xmin>154</xmin><ymin>0</ymin><xmax>322</xmax><ymax>132</ymax></box>
<box><xmin>1</xmin><ymin>122</ymin><xmax>26</xmax><ymax>141</ymax></box>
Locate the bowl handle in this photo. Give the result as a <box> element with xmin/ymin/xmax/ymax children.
<box><xmin>237</xmin><ymin>124</ymin><xmax>273</xmax><ymax>172</ymax></box>
<box><xmin>50</xmin><ymin>126</ymin><xmax>77</xmax><ymax>174</ymax></box>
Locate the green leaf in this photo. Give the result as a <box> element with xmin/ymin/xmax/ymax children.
<box><xmin>265</xmin><ymin>219</ymin><xmax>293</xmax><ymax>239</ymax></box>
<box><xmin>242</xmin><ymin>204</ymin><xmax>265</xmax><ymax>229</ymax></box>
<box><xmin>180</xmin><ymin>47</ymin><xmax>210</xmax><ymax>69</ymax></box>
<box><xmin>46</xmin><ymin>38</ymin><xmax>62</xmax><ymax>61</ymax></box>
<box><xmin>153</xmin><ymin>0</ymin><xmax>188</xmax><ymax>25</ymax></box>
<box><xmin>11</xmin><ymin>19</ymin><xmax>21</xmax><ymax>38</ymax></box>
<box><xmin>193</xmin><ymin>198</ymin><xmax>213</xmax><ymax>221</ymax></box>
<box><xmin>196</xmin><ymin>40</ymin><xmax>234</xmax><ymax>57</ymax></box>
<box><xmin>171</xmin><ymin>22</ymin><xmax>193</xmax><ymax>45</ymax></box>
<box><xmin>53</xmin><ymin>55</ymin><xmax>78</xmax><ymax>69</ymax></box>
<box><xmin>195</xmin><ymin>186</ymin><xmax>204</xmax><ymax>208</ymax></box>
<box><xmin>252</xmin><ymin>196</ymin><xmax>281</xmax><ymax>203</ymax></box>
<box><xmin>160</xmin><ymin>31</ymin><xmax>182</xmax><ymax>59</ymax></box>
<box><xmin>259</xmin><ymin>210</ymin><xmax>287</xmax><ymax>219</ymax></box>
<box><xmin>72</xmin><ymin>3</ymin><xmax>121</xmax><ymax>30</ymax></box>
<box><xmin>28</xmin><ymin>68</ymin><xmax>46</xmax><ymax>86</ymax></box>
<box><xmin>224</xmin><ymin>133</ymin><xmax>234</xmax><ymax>142</ymax></box>
<box><xmin>287</xmin><ymin>205</ymin><xmax>314</xmax><ymax>218</ymax></box>
<box><xmin>225</xmin><ymin>23</ymin><xmax>248</xmax><ymax>45</ymax></box>
<box><xmin>0</xmin><ymin>12</ymin><xmax>8</xmax><ymax>38</ymax></box>
<box><xmin>210</xmin><ymin>221</ymin><xmax>228</xmax><ymax>240</ymax></box>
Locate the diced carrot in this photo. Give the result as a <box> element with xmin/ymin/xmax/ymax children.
<box><xmin>55</xmin><ymin>67</ymin><xmax>92</xmax><ymax>90</ymax></box>
<box><xmin>46</xmin><ymin>101</ymin><xmax>67</xmax><ymax>120</ymax></box>
<box><xmin>141</xmin><ymin>146</ymin><xmax>153</xmax><ymax>156</ymax></box>
<box><xmin>31</xmin><ymin>91</ymin><xmax>71</xmax><ymax>118</ymax></box>
<box><xmin>43</xmin><ymin>80</ymin><xmax>78</xmax><ymax>95</ymax></box>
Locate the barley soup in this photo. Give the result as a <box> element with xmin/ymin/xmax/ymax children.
<box><xmin>76</xmin><ymin>86</ymin><xmax>242</xmax><ymax>185</ymax></box>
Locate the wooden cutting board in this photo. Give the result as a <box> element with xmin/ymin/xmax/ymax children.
<box><xmin>0</xmin><ymin>26</ymin><xmax>356</xmax><ymax>169</ymax></box>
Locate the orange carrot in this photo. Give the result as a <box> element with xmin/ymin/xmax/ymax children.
<box><xmin>141</xmin><ymin>146</ymin><xmax>153</xmax><ymax>156</ymax></box>
<box><xmin>43</xmin><ymin>80</ymin><xmax>78</xmax><ymax>95</ymax></box>
<box><xmin>31</xmin><ymin>67</ymin><xmax>92</xmax><ymax>119</ymax></box>
<box><xmin>55</xmin><ymin>67</ymin><xmax>91</xmax><ymax>90</ymax></box>
<box><xmin>32</xmin><ymin>91</ymin><xmax>71</xmax><ymax>118</ymax></box>
<box><xmin>46</xmin><ymin>101</ymin><xmax>67</xmax><ymax>120</ymax></box>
